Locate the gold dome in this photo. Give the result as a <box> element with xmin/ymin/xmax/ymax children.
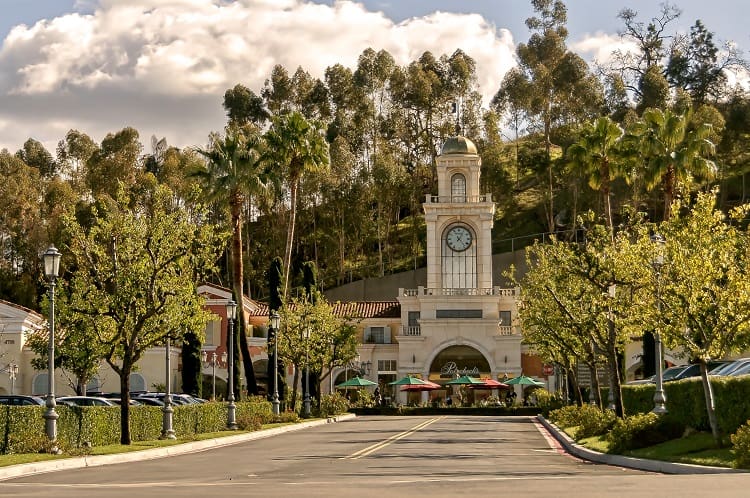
<box><xmin>440</xmin><ymin>136</ymin><xmax>478</xmax><ymax>155</ymax></box>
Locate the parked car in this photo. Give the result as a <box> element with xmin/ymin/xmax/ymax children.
<box><xmin>132</xmin><ymin>396</ymin><xmax>164</xmax><ymax>406</ymax></box>
<box><xmin>56</xmin><ymin>396</ymin><xmax>116</xmax><ymax>407</ymax></box>
<box><xmin>727</xmin><ymin>361</ymin><xmax>750</xmax><ymax>377</ymax></box>
<box><xmin>710</xmin><ymin>358</ymin><xmax>750</xmax><ymax>376</ymax></box>
<box><xmin>134</xmin><ymin>393</ymin><xmax>200</xmax><ymax>405</ymax></box>
<box><xmin>665</xmin><ymin>361</ymin><xmax>731</xmax><ymax>382</ymax></box>
<box><xmin>0</xmin><ymin>395</ymin><xmax>45</xmax><ymax>406</ymax></box>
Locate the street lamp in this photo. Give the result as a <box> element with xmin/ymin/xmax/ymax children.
<box><xmin>226</xmin><ymin>299</ymin><xmax>238</xmax><ymax>429</ymax></box>
<box><xmin>42</xmin><ymin>245</ymin><xmax>61</xmax><ymax>451</ymax></box>
<box><xmin>651</xmin><ymin>232</ymin><xmax>668</xmax><ymax>415</ymax></box>
<box><xmin>7</xmin><ymin>362</ymin><xmax>18</xmax><ymax>395</ymax></box>
<box><xmin>201</xmin><ymin>350</ymin><xmax>226</xmax><ymax>400</ymax></box>
<box><xmin>303</xmin><ymin>325</ymin><xmax>311</xmax><ymax>418</ymax></box>
<box><xmin>161</xmin><ymin>338</ymin><xmax>176</xmax><ymax>439</ymax></box>
<box><xmin>269</xmin><ymin>310</ymin><xmax>281</xmax><ymax>416</ymax></box>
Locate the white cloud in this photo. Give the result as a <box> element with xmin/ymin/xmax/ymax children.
<box><xmin>0</xmin><ymin>0</ymin><xmax>517</xmax><ymax>153</ymax></box>
<box><xmin>571</xmin><ymin>32</ymin><xmax>639</xmax><ymax>67</ymax></box>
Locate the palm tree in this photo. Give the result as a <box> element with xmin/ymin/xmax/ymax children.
<box><xmin>626</xmin><ymin>108</ymin><xmax>716</xmax><ymax>220</ymax></box>
<box><xmin>567</xmin><ymin>116</ymin><xmax>624</xmax><ymax>238</ymax></box>
<box><xmin>193</xmin><ymin>128</ymin><xmax>270</xmax><ymax>395</ymax></box>
<box><xmin>264</xmin><ymin>112</ymin><xmax>330</xmax><ymax>298</ymax></box>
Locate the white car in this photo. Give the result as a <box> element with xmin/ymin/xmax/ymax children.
<box><xmin>57</xmin><ymin>396</ymin><xmax>116</xmax><ymax>407</ymax></box>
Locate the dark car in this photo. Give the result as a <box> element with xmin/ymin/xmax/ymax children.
<box><xmin>0</xmin><ymin>395</ymin><xmax>45</xmax><ymax>406</ymax></box>
<box><xmin>666</xmin><ymin>361</ymin><xmax>731</xmax><ymax>382</ymax></box>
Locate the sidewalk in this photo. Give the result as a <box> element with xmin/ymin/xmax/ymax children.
<box><xmin>0</xmin><ymin>413</ymin><xmax>356</xmax><ymax>482</ymax></box>
<box><xmin>537</xmin><ymin>415</ymin><xmax>746</xmax><ymax>474</ymax></box>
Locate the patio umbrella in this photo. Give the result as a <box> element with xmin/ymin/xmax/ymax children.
<box><xmin>469</xmin><ymin>378</ymin><xmax>509</xmax><ymax>389</ymax></box>
<box><xmin>504</xmin><ymin>374</ymin><xmax>545</xmax><ymax>387</ymax></box>
<box><xmin>388</xmin><ymin>375</ymin><xmax>430</xmax><ymax>386</ymax></box>
<box><xmin>445</xmin><ymin>375</ymin><xmax>484</xmax><ymax>385</ymax></box>
<box><xmin>400</xmin><ymin>380</ymin><xmax>441</xmax><ymax>392</ymax></box>
<box><xmin>336</xmin><ymin>376</ymin><xmax>377</xmax><ymax>388</ymax></box>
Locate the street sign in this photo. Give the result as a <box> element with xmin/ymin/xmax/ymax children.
<box><xmin>542</xmin><ymin>364</ymin><xmax>554</xmax><ymax>376</ymax></box>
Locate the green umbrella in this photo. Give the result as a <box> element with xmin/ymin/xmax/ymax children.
<box><xmin>388</xmin><ymin>375</ymin><xmax>429</xmax><ymax>386</ymax></box>
<box><xmin>336</xmin><ymin>376</ymin><xmax>377</xmax><ymax>388</ymax></box>
<box><xmin>505</xmin><ymin>374</ymin><xmax>545</xmax><ymax>387</ymax></box>
<box><xmin>445</xmin><ymin>375</ymin><xmax>484</xmax><ymax>385</ymax></box>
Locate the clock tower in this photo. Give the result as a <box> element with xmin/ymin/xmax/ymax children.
<box><xmin>396</xmin><ymin>135</ymin><xmax>522</xmax><ymax>399</ymax></box>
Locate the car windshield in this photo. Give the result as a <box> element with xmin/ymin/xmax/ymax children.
<box><xmin>662</xmin><ymin>366</ymin><xmax>689</xmax><ymax>381</ymax></box>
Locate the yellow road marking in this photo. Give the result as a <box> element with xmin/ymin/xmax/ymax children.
<box><xmin>344</xmin><ymin>417</ymin><xmax>444</xmax><ymax>459</ymax></box>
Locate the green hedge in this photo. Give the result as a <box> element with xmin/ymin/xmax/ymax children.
<box><xmin>0</xmin><ymin>399</ymin><xmax>275</xmax><ymax>455</ymax></box>
<box><xmin>621</xmin><ymin>376</ymin><xmax>750</xmax><ymax>435</ymax></box>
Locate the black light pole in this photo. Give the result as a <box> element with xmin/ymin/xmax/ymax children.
<box><xmin>161</xmin><ymin>338</ymin><xmax>176</xmax><ymax>439</ymax></box>
<box><xmin>651</xmin><ymin>233</ymin><xmax>668</xmax><ymax>415</ymax></box>
<box><xmin>226</xmin><ymin>299</ymin><xmax>238</xmax><ymax>429</ymax></box>
<box><xmin>42</xmin><ymin>245</ymin><xmax>61</xmax><ymax>452</ymax></box>
<box><xmin>269</xmin><ymin>310</ymin><xmax>281</xmax><ymax>415</ymax></box>
<box><xmin>303</xmin><ymin>325</ymin><xmax>311</xmax><ymax>418</ymax></box>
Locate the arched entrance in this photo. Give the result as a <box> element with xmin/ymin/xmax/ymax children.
<box><xmin>426</xmin><ymin>345</ymin><xmax>492</xmax><ymax>406</ymax></box>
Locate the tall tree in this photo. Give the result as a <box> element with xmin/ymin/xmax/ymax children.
<box><xmin>496</xmin><ymin>0</ymin><xmax>603</xmax><ymax>232</ymax></box>
<box><xmin>625</xmin><ymin>108</ymin><xmax>717</xmax><ymax>220</ymax></box>
<box><xmin>194</xmin><ymin>129</ymin><xmax>271</xmax><ymax>394</ymax></box>
<box><xmin>264</xmin><ymin>111</ymin><xmax>330</xmax><ymax>298</ymax></box>
<box><xmin>566</xmin><ymin>117</ymin><xmax>625</xmax><ymax>236</ymax></box>
<box><xmin>639</xmin><ymin>192</ymin><xmax>750</xmax><ymax>445</ymax></box>
<box><xmin>63</xmin><ymin>185</ymin><xmax>222</xmax><ymax>444</ymax></box>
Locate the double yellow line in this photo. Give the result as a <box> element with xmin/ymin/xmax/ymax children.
<box><xmin>344</xmin><ymin>417</ymin><xmax>444</xmax><ymax>459</ymax></box>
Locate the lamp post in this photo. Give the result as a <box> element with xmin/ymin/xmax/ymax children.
<box><xmin>226</xmin><ymin>299</ymin><xmax>238</xmax><ymax>429</ymax></box>
<box><xmin>160</xmin><ymin>338</ymin><xmax>176</xmax><ymax>439</ymax></box>
<box><xmin>303</xmin><ymin>325</ymin><xmax>311</xmax><ymax>418</ymax></box>
<box><xmin>7</xmin><ymin>362</ymin><xmax>18</xmax><ymax>395</ymax></box>
<box><xmin>201</xmin><ymin>350</ymin><xmax>226</xmax><ymax>400</ymax></box>
<box><xmin>269</xmin><ymin>310</ymin><xmax>281</xmax><ymax>416</ymax></box>
<box><xmin>651</xmin><ymin>232</ymin><xmax>668</xmax><ymax>415</ymax></box>
<box><xmin>42</xmin><ymin>245</ymin><xmax>61</xmax><ymax>451</ymax></box>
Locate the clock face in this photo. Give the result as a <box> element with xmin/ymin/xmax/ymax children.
<box><xmin>446</xmin><ymin>226</ymin><xmax>473</xmax><ymax>252</ymax></box>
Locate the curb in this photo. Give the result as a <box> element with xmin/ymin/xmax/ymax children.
<box><xmin>537</xmin><ymin>415</ymin><xmax>746</xmax><ymax>474</ymax></box>
<box><xmin>0</xmin><ymin>413</ymin><xmax>356</xmax><ymax>481</ymax></box>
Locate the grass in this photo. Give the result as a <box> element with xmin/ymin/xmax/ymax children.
<box><xmin>563</xmin><ymin>426</ymin><xmax>736</xmax><ymax>469</ymax></box>
<box><xmin>0</xmin><ymin>421</ymin><xmax>301</xmax><ymax>469</ymax></box>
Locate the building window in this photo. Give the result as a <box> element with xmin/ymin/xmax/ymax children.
<box><xmin>451</xmin><ymin>173</ymin><xmax>466</xmax><ymax>202</ymax></box>
<box><xmin>499</xmin><ymin>311</ymin><xmax>511</xmax><ymax>326</ymax></box>
<box><xmin>205</xmin><ymin>319</ymin><xmax>220</xmax><ymax>346</ymax></box>
<box><xmin>129</xmin><ymin>373</ymin><xmax>146</xmax><ymax>392</ymax></box>
<box><xmin>436</xmin><ymin>309</ymin><xmax>482</xmax><ymax>319</ymax></box>
<box><xmin>378</xmin><ymin>359</ymin><xmax>397</xmax><ymax>372</ymax></box>
<box><xmin>365</xmin><ymin>326</ymin><xmax>390</xmax><ymax>344</ymax></box>
<box><xmin>442</xmin><ymin>224</ymin><xmax>477</xmax><ymax>289</ymax></box>
<box><xmin>32</xmin><ymin>373</ymin><xmax>48</xmax><ymax>396</ymax></box>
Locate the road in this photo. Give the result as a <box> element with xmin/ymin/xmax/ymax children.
<box><xmin>1</xmin><ymin>415</ymin><xmax>749</xmax><ymax>497</ymax></box>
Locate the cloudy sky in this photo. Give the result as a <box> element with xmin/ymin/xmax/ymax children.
<box><xmin>0</xmin><ymin>0</ymin><xmax>747</xmax><ymax>154</ymax></box>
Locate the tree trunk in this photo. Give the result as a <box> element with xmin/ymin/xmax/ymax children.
<box><xmin>283</xmin><ymin>180</ymin><xmax>298</xmax><ymax>298</ymax></box>
<box><xmin>230</xmin><ymin>195</ymin><xmax>258</xmax><ymax>395</ymax></box>
<box><xmin>291</xmin><ymin>363</ymin><xmax>300</xmax><ymax>412</ymax></box>
<box><xmin>119</xmin><ymin>364</ymin><xmax>132</xmax><ymax>445</ymax></box>
<box><xmin>700</xmin><ymin>361</ymin><xmax>722</xmax><ymax>446</ymax></box>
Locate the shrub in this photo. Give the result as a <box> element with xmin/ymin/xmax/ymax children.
<box><xmin>236</xmin><ymin>412</ymin><xmax>264</xmax><ymax>431</ymax></box>
<box><xmin>607</xmin><ymin>413</ymin><xmax>684</xmax><ymax>453</ymax></box>
<box><xmin>535</xmin><ymin>390</ymin><xmax>565</xmax><ymax>417</ymax></box>
<box><xmin>730</xmin><ymin>421</ymin><xmax>750</xmax><ymax>469</ymax></box>
<box><xmin>548</xmin><ymin>405</ymin><xmax>582</xmax><ymax>428</ymax></box>
<box><xmin>576</xmin><ymin>405</ymin><xmax>617</xmax><ymax>440</ymax></box>
<box><xmin>319</xmin><ymin>392</ymin><xmax>349</xmax><ymax>418</ymax></box>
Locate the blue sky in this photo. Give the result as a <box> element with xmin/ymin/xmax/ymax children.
<box><xmin>0</xmin><ymin>0</ymin><xmax>747</xmax><ymax>153</ymax></box>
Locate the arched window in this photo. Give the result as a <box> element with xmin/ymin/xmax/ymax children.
<box><xmin>87</xmin><ymin>377</ymin><xmax>101</xmax><ymax>393</ymax></box>
<box><xmin>442</xmin><ymin>224</ymin><xmax>477</xmax><ymax>289</ymax></box>
<box><xmin>451</xmin><ymin>174</ymin><xmax>466</xmax><ymax>202</ymax></box>
<box><xmin>32</xmin><ymin>373</ymin><xmax>48</xmax><ymax>396</ymax></box>
<box><xmin>129</xmin><ymin>373</ymin><xmax>146</xmax><ymax>392</ymax></box>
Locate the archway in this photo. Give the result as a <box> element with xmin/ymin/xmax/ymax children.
<box><xmin>427</xmin><ymin>345</ymin><xmax>492</xmax><ymax>406</ymax></box>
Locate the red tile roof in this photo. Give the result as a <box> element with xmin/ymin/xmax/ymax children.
<box><xmin>249</xmin><ymin>301</ymin><xmax>400</xmax><ymax>319</ymax></box>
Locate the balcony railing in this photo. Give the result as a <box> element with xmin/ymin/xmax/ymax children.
<box><xmin>401</xmin><ymin>287</ymin><xmax>518</xmax><ymax>297</ymax></box>
<box><xmin>425</xmin><ymin>194</ymin><xmax>493</xmax><ymax>204</ymax></box>
<box><xmin>400</xmin><ymin>326</ymin><xmax>422</xmax><ymax>336</ymax></box>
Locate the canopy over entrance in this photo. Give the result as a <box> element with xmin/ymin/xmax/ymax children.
<box><xmin>428</xmin><ymin>345</ymin><xmax>491</xmax><ymax>383</ymax></box>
